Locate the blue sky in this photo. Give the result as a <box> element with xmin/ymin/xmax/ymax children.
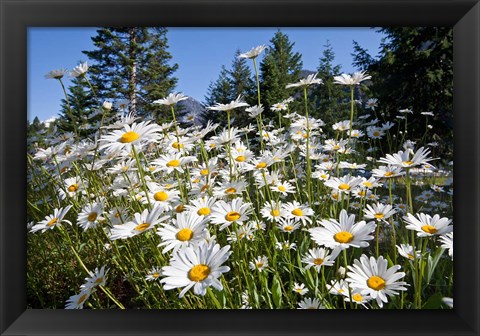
<box><xmin>28</xmin><ymin>27</ymin><xmax>385</xmax><ymax>122</ymax></box>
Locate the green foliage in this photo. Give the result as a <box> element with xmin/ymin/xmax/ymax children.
<box><xmin>352</xmin><ymin>27</ymin><xmax>453</xmax><ymax>159</ymax></box>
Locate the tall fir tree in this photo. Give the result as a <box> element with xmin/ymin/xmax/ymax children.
<box><xmin>83</xmin><ymin>27</ymin><xmax>178</xmax><ymax>120</ymax></box>
<box><xmin>260</xmin><ymin>30</ymin><xmax>303</xmax><ymax>122</ymax></box>
<box><xmin>352</xmin><ymin>27</ymin><xmax>453</xmax><ymax>158</ymax></box>
<box><xmin>203</xmin><ymin>65</ymin><xmax>232</xmax><ymax>124</ymax></box>
<box><xmin>310</xmin><ymin>41</ymin><xmax>348</xmax><ymax>129</ymax></box>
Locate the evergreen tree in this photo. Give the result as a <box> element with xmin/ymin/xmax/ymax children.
<box><xmin>310</xmin><ymin>41</ymin><xmax>348</xmax><ymax>128</ymax></box>
<box><xmin>352</xmin><ymin>27</ymin><xmax>453</xmax><ymax>158</ymax></box>
<box><xmin>260</xmin><ymin>30</ymin><xmax>303</xmax><ymax>121</ymax></box>
<box><xmin>203</xmin><ymin>65</ymin><xmax>233</xmax><ymax>125</ymax></box>
<box><xmin>83</xmin><ymin>27</ymin><xmax>178</xmax><ymax>119</ymax></box>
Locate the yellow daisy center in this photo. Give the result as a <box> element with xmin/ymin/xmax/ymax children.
<box><xmin>68</xmin><ymin>184</ymin><xmax>78</xmax><ymax>192</ymax></box>
<box><xmin>256</xmin><ymin>262</ymin><xmax>264</xmax><ymax>268</ymax></box>
<box><xmin>291</xmin><ymin>208</ymin><xmax>303</xmax><ymax>217</ymax></box>
<box><xmin>176</xmin><ymin>228</ymin><xmax>193</xmax><ymax>241</ymax></box>
<box><xmin>374</xmin><ymin>213</ymin><xmax>384</xmax><ymax>219</ymax></box>
<box><xmin>120</xmin><ymin>131</ymin><xmax>140</xmax><ymax>143</ymax></box>
<box><xmin>358</xmin><ymin>190</ymin><xmax>366</xmax><ymax>197</ymax></box>
<box><xmin>407</xmin><ymin>254</ymin><xmax>415</xmax><ymax>260</ymax></box>
<box><xmin>321</xmin><ymin>174</ymin><xmax>328</xmax><ymax>179</ymax></box>
<box><xmin>313</xmin><ymin>258</ymin><xmax>324</xmax><ymax>265</ymax></box>
<box><xmin>200</xmin><ymin>169</ymin><xmax>209</xmax><ymax>176</ymax></box>
<box><xmin>225</xmin><ymin>211</ymin><xmax>241</xmax><ymax>222</ymax></box>
<box><xmin>256</xmin><ymin>162</ymin><xmax>267</xmax><ymax>169</ymax></box>
<box><xmin>77</xmin><ymin>294</ymin><xmax>88</xmax><ymax>304</ymax></box>
<box><xmin>338</xmin><ymin>183</ymin><xmax>350</xmax><ymax>191</ymax></box>
<box><xmin>367</xmin><ymin>275</ymin><xmax>386</xmax><ymax>290</ymax></box>
<box><xmin>175</xmin><ymin>204</ymin><xmax>185</xmax><ymax>213</ymax></box>
<box><xmin>197</xmin><ymin>207</ymin><xmax>211</xmax><ymax>216</ymax></box>
<box><xmin>166</xmin><ymin>159</ymin><xmax>180</xmax><ymax>167</ymax></box>
<box><xmin>134</xmin><ymin>223</ymin><xmax>150</xmax><ymax>232</ymax></box>
<box><xmin>333</xmin><ymin>145</ymin><xmax>340</xmax><ymax>150</ymax></box>
<box><xmin>278</xmin><ymin>185</ymin><xmax>286</xmax><ymax>192</ymax></box>
<box><xmin>235</xmin><ymin>155</ymin><xmax>246</xmax><ymax>162</ymax></box>
<box><xmin>352</xmin><ymin>293</ymin><xmax>363</xmax><ymax>302</ymax></box>
<box><xmin>373</xmin><ymin>131</ymin><xmax>380</xmax><ymax>137</ymax></box>
<box><xmin>94</xmin><ymin>277</ymin><xmax>104</xmax><ymax>284</ymax></box>
<box><xmin>152</xmin><ymin>272</ymin><xmax>160</xmax><ymax>278</ymax></box>
<box><xmin>192</xmin><ymin>178</ymin><xmax>200</xmax><ymax>183</ymax></box>
<box><xmin>87</xmin><ymin>212</ymin><xmax>98</xmax><ymax>222</ymax></box>
<box><xmin>225</xmin><ymin>187</ymin><xmax>237</xmax><ymax>194</ymax></box>
<box><xmin>200</xmin><ymin>184</ymin><xmax>209</xmax><ymax>192</ymax></box>
<box><xmin>153</xmin><ymin>191</ymin><xmax>169</xmax><ymax>202</ymax></box>
<box><xmin>363</xmin><ymin>181</ymin><xmax>373</xmax><ymax>187</ymax></box>
<box><xmin>384</xmin><ymin>171</ymin><xmax>395</xmax><ymax>177</ymax></box>
<box><xmin>421</xmin><ymin>225</ymin><xmax>438</xmax><ymax>234</ymax></box>
<box><xmin>172</xmin><ymin>142</ymin><xmax>184</xmax><ymax>149</ymax></box>
<box><xmin>403</xmin><ymin>160</ymin><xmax>414</xmax><ymax>165</ymax></box>
<box><xmin>188</xmin><ymin>264</ymin><xmax>210</xmax><ymax>282</ymax></box>
<box><xmin>284</xmin><ymin>225</ymin><xmax>294</xmax><ymax>231</ymax></box>
<box><xmin>334</xmin><ymin>231</ymin><xmax>354</xmax><ymax>243</ymax></box>
<box><xmin>271</xmin><ymin>209</ymin><xmax>281</xmax><ymax>217</ymax></box>
<box><xmin>47</xmin><ymin>218</ymin><xmax>58</xmax><ymax>227</ymax></box>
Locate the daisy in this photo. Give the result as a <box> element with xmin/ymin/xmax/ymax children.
<box><xmin>302</xmin><ymin>248</ymin><xmax>337</xmax><ymax>272</ymax></box>
<box><xmin>152</xmin><ymin>153</ymin><xmax>197</xmax><ymax>174</ymax></box>
<box><xmin>145</xmin><ymin>266</ymin><xmax>163</xmax><ymax>281</ymax></box>
<box><xmin>160</xmin><ymin>241</ymin><xmax>231</xmax><ymax>298</ymax></box>
<box><xmin>297</xmin><ymin>297</ymin><xmax>325</xmax><ymax>309</ymax></box>
<box><xmin>360</xmin><ymin>177</ymin><xmax>381</xmax><ymax>189</ymax></box>
<box><xmin>396</xmin><ymin>244</ymin><xmax>421</xmax><ymax>261</ymax></box>
<box><xmin>157</xmin><ymin>212</ymin><xmax>208</xmax><ymax>253</ymax></box>
<box><xmin>238</xmin><ymin>45</ymin><xmax>267</xmax><ymax>59</ymax></box>
<box><xmin>227</xmin><ymin>222</ymin><xmax>256</xmax><ymax>242</ymax></box>
<box><xmin>208</xmin><ymin>95</ymin><xmax>249</xmax><ymax>112</ymax></box>
<box><xmin>260</xmin><ymin>201</ymin><xmax>287</xmax><ymax>222</ymax></box>
<box><xmin>70</xmin><ymin>61</ymin><xmax>88</xmax><ymax>77</ymax></box>
<box><xmin>30</xmin><ymin>205</ymin><xmax>73</xmax><ymax>233</ymax></box>
<box><xmin>439</xmin><ymin>232</ymin><xmax>453</xmax><ymax>259</ymax></box>
<box><xmin>142</xmin><ymin>185</ymin><xmax>180</xmax><ymax>211</ymax></box>
<box><xmin>210</xmin><ymin>198</ymin><xmax>252</xmax><ymax>230</ymax></box>
<box><xmin>153</xmin><ymin>92</ymin><xmax>189</xmax><ymax>106</ymax></box>
<box><xmin>343</xmin><ymin>289</ymin><xmax>373</xmax><ymax>306</ymax></box>
<box><xmin>270</xmin><ymin>180</ymin><xmax>296</xmax><ymax>196</ymax></box>
<box><xmin>365</xmin><ymin>98</ymin><xmax>378</xmax><ymax>110</ymax></box>
<box><xmin>249</xmin><ymin>255</ymin><xmax>269</xmax><ymax>272</ymax></box>
<box><xmin>363</xmin><ymin>202</ymin><xmax>396</xmax><ymax>222</ymax></box>
<box><xmin>81</xmin><ymin>266</ymin><xmax>108</xmax><ymax>290</ymax></box>
<box><xmin>332</xmin><ymin>120</ymin><xmax>351</xmax><ymax>132</ymax></box>
<box><xmin>99</xmin><ymin>121</ymin><xmax>162</xmax><ymax>154</ymax></box>
<box><xmin>372</xmin><ymin>165</ymin><xmax>405</xmax><ymax>179</ymax></box>
<box><xmin>286</xmin><ymin>72</ymin><xmax>323</xmax><ymax>88</ymax></box>
<box><xmin>324</xmin><ymin>175</ymin><xmax>363</xmax><ymax>194</ymax></box>
<box><xmin>271</xmin><ymin>102</ymin><xmax>287</xmax><ymax>112</ymax></box>
<box><xmin>77</xmin><ymin>202</ymin><xmax>105</xmax><ymax>231</ymax></box>
<box><xmin>245</xmin><ymin>104</ymin><xmax>264</xmax><ymax>118</ymax></box>
<box><xmin>282</xmin><ymin>201</ymin><xmax>314</xmax><ymax>225</ymax></box>
<box><xmin>442</xmin><ymin>297</ymin><xmax>453</xmax><ymax>308</ymax></box>
<box><xmin>327</xmin><ymin>279</ymin><xmax>349</xmax><ymax>296</ymax></box>
<box><xmin>403</xmin><ymin>213</ymin><xmax>453</xmax><ymax>237</ymax></box>
<box><xmin>65</xmin><ymin>289</ymin><xmax>92</xmax><ymax>309</ymax></box>
<box><xmin>185</xmin><ymin>196</ymin><xmax>217</xmax><ymax>217</ymax></box>
<box><xmin>378</xmin><ymin>147</ymin><xmax>435</xmax><ymax>168</ymax></box>
<box><xmin>109</xmin><ymin>206</ymin><xmax>167</xmax><ymax>240</ymax></box>
<box><xmin>334</xmin><ymin>71</ymin><xmax>371</xmax><ymax>85</ymax></box>
<box><xmin>293</xmin><ymin>283</ymin><xmax>309</xmax><ymax>295</ymax></box>
<box><xmin>276</xmin><ymin>218</ymin><xmax>301</xmax><ymax>233</ymax></box>
<box><xmin>275</xmin><ymin>240</ymin><xmax>297</xmax><ymax>250</ymax></box>
<box><xmin>367</xmin><ymin>126</ymin><xmax>385</xmax><ymax>139</ymax></box>
<box><xmin>213</xmin><ymin>180</ymin><xmax>248</xmax><ymax>198</ymax></box>
<box><xmin>59</xmin><ymin>176</ymin><xmax>84</xmax><ymax>200</ymax></box>
<box><xmin>308</xmin><ymin>209</ymin><xmax>376</xmax><ymax>251</ymax></box>
<box><xmin>45</xmin><ymin>68</ymin><xmax>68</xmax><ymax>79</ymax></box>
<box><xmin>346</xmin><ymin>255</ymin><xmax>408</xmax><ymax>308</ymax></box>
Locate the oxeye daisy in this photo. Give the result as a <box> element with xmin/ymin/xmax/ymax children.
<box><xmin>363</xmin><ymin>202</ymin><xmax>397</xmax><ymax>222</ymax></box>
<box><xmin>213</xmin><ymin>179</ymin><xmax>248</xmax><ymax>199</ymax></box>
<box><xmin>141</xmin><ymin>184</ymin><xmax>180</xmax><ymax>211</ymax></box>
<box><xmin>270</xmin><ymin>180</ymin><xmax>295</xmax><ymax>196</ymax></box>
<box><xmin>343</xmin><ymin>289</ymin><xmax>372</xmax><ymax>307</ymax></box>
<box><xmin>333</xmin><ymin>71</ymin><xmax>371</xmax><ymax>85</ymax></box>
<box><xmin>403</xmin><ymin>213</ymin><xmax>453</xmax><ymax>237</ymax></box>
<box><xmin>260</xmin><ymin>201</ymin><xmax>287</xmax><ymax>222</ymax></box>
<box><xmin>378</xmin><ymin>147</ymin><xmax>435</xmax><ymax>168</ymax></box>
<box><xmin>109</xmin><ymin>206</ymin><xmax>167</xmax><ymax>240</ymax></box>
<box><xmin>81</xmin><ymin>266</ymin><xmax>108</xmax><ymax>290</ymax></box>
<box><xmin>227</xmin><ymin>222</ymin><xmax>256</xmax><ymax>242</ymax></box>
<box><xmin>65</xmin><ymin>289</ymin><xmax>92</xmax><ymax>309</ymax></box>
<box><xmin>185</xmin><ymin>196</ymin><xmax>217</xmax><ymax>218</ymax></box>
<box><xmin>208</xmin><ymin>95</ymin><xmax>249</xmax><ymax>112</ymax></box>
<box><xmin>77</xmin><ymin>202</ymin><xmax>105</xmax><ymax>231</ymax></box>
<box><xmin>276</xmin><ymin>218</ymin><xmax>301</xmax><ymax>233</ymax></box>
<box><xmin>99</xmin><ymin>121</ymin><xmax>162</xmax><ymax>154</ymax></box>
<box><xmin>145</xmin><ymin>266</ymin><xmax>163</xmax><ymax>281</ymax></box>
<box><xmin>152</xmin><ymin>92</ymin><xmax>189</xmax><ymax>106</ymax></box>
<box><xmin>239</xmin><ymin>45</ymin><xmax>267</xmax><ymax>59</ymax></box>
<box><xmin>157</xmin><ymin>211</ymin><xmax>208</xmax><ymax>253</ymax></box>
<box><xmin>275</xmin><ymin>240</ymin><xmax>297</xmax><ymax>251</ymax></box>
<box><xmin>372</xmin><ymin>165</ymin><xmax>405</xmax><ymax>179</ymax></box>
<box><xmin>45</xmin><ymin>68</ymin><xmax>68</xmax><ymax>80</ymax></box>
<box><xmin>324</xmin><ymin>175</ymin><xmax>363</xmax><ymax>195</ymax></box>
<box><xmin>249</xmin><ymin>255</ymin><xmax>269</xmax><ymax>272</ymax></box>
<box><xmin>346</xmin><ymin>255</ymin><xmax>408</xmax><ymax>308</ymax></box>
<box><xmin>439</xmin><ymin>232</ymin><xmax>453</xmax><ymax>259</ymax></box>
<box><xmin>396</xmin><ymin>244</ymin><xmax>421</xmax><ymax>261</ymax></box>
<box><xmin>293</xmin><ymin>283</ymin><xmax>309</xmax><ymax>295</ymax></box>
<box><xmin>286</xmin><ymin>72</ymin><xmax>323</xmax><ymax>88</ymax></box>
<box><xmin>59</xmin><ymin>176</ymin><xmax>84</xmax><ymax>200</ymax></box>
<box><xmin>245</xmin><ymin>104</ymin><xmax>264</xmax><ymax>118</ymax></box>
<box><xmin>327</xmin><ymin>279</ymin><xmax>349</xmax><ymax>296</ymax></box>
<box><xmin>210</xmin><ymin>198</ymin><xmax>252</xmax><ymax>230</ymax></box>
<box><xmin>308</xmin><ymin>209</ymin><xmax>376</xmax><ymax>251</ymax></box>
<box><xmin>282</xmin><ymin>201</ymin><xmax>314</xmax><ymax>225</ymax></box>
<box><xmin>160</xmin><ymin>241</ymin><xmax>231</xmax><ymax>298</ymax></box>
<box><xmin>297</xmin><ymin>297</ymin><xmax>325</xmax><ymax>309</ymax></box>
<box><xmin>70</xmin><ymin>61</ymin><xmax>88</xmax><ymax>77</ymax></box>
<box><xmin>30</xmin><ymin>205</ymin><xmax>73</xmax><ymax>233</ymax></box>
<box><xmin>152</xmin><ymin>153</ymin><xmax>197</xmax><ymax>174</ymax></box>
<box><xmin>302</xmin><ymin>248</ymin><xmax>338</xmax><ymax>272</ymax></box>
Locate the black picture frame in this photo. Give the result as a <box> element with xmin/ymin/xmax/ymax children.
<box><xmin>1</xmin><ymin>0</ymin><xmax>479</xmax><ymax>335</ymax></box>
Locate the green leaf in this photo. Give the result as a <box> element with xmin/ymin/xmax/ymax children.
<box><xmin>426</xmin><ymin>248</ymin><xmax>445</xmax><ymax>285</ymax></box>
<box><xmin>271</xmin><ymin>276</ymin><xmax>283</xmax><ymax>308</ymax></box>
<box><xmin>422</xmin><ymin>292</ymin><xmax>443</xmax><ymax>309</ymax></box>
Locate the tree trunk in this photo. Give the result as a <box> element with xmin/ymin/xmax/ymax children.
<box><xmin>129</xmin><ymin>27</ymin><xmax>137</xmax><ymax>115</ymax></box>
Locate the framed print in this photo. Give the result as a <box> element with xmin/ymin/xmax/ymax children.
<box><xmin>1</xmin><ymin>0</ymin><xmax>479</xmax><ymax>335</ymax></box>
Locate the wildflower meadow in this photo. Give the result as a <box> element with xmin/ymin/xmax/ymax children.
<box><xmin>27</xmin><ymin>37</ymin><xmax>453</xmax><ymax>310</ymax></box>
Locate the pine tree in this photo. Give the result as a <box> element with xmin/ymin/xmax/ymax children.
<box><xmin>83</xmin><ymin>27</ymin><xmax>178</xmax><ymax>119</ymax></box>
<box><xmin>310</xmin><ymin>41</ymin><xmax>348</xmax><ymax>128</ymax></box>
<box><xmin>203</xmin><ymin>65</ymin><xmax>232</xmax><ymax>125</ymax></box>
<box><xmin>260</xmin><ymin>30</ymin><xmax>303</xmax><ymax>121</ymax></box>
<box><xmin>352</xmin><ymin>27</ymin><xmax>453</xmax><ymax>158</ymax></box>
